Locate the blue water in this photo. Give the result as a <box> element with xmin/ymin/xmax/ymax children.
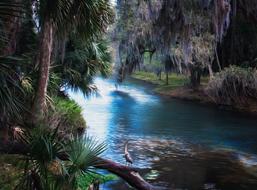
<box><xmin>69</xmin><ymin>77</ymin><xmax>257</xmax><ymax>189</ymax></box>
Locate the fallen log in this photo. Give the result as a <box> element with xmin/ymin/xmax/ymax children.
<box><xmin>0</xmin><ymin>140</ymin><xmax>163</xmax><ymax>190</ymax></box>
<box><xmin>96</xmin><ymin>158</ymin><xmax>157</xmax><ymax>190</ymax></box>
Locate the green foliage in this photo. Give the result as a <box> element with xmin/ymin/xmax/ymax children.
<box><xmin>77</xmin><ymin>173</ymin><xmax>117</xmax><ymax>190</ymax></box>
<box><xmin>0</xmin><ymin>0</ymin><xmax>114</xmax><ymax>125</ymax></box>
<box><xmin>0</xmin><ymin>57</ymin><xmax>26</xmax><ymax>122</ymax></box>
<box><xmin>142</xmin><ymin>52</ymin><xmax>163</xmax><ymax>72</ymax></box>
<box><xmin>132</xmin><ymin>71</ymin><xmax>211</xmax><ymax>93</ymax></box>
<box><xmin>132</xmin><ymin>71</ymin><xmax>190</xmax><ymax>91</ymax></box>
<box><xmin>15</xmin><ymin>127</ymin><xmax>107</xmax><ymax>190</ymax></box>
<box><xmin>0</xmin><ymin>154</ymin><xmax>21</xmax><ymax>190</ymax></box>
<box><xmin>33</xmin><ymin>0</ymin><xmax>114</xmax><ymax>40</ymax></box>
<box><xmin>0</xmin><ymin>1</ymin><xmax>39</xmax><ymax>125</ymax></box>
<box><xmin>115</xmin><ymin>0</ymin><xmax>215</xmax><ymax>81</ymax></box>
<box><xmin>53</xmin><ymin>38</ymin><xmax>112</xmax><ymax>96</ymax></box>
<box><xmin>48</xmin><ymin>97</ymin><xmax>86</xmax><ymax>134</ymax></box>
<box><xmin>0</xmin><ymin>129</ymin><xmax>111</xmax><ymax>190</ymax></box>
<box><xmin>133</xmin><ymin>71</ymin><xmax>188</xmax><ymax>86</ymax></box>
<box><xmin>0</xmin><ymin>1</ymin><xmax>115</xmax><ymax>188</ymax></box>
<box><xmin>65</xmin><ymin>136</ymin><xmax>107</xmax><ymax>188</ymax></box>
<box><xmin>0</xmin><ymin>0</ymin><xmax>24</xmax><ymax>47</ymax></box>
<box><xmin>206</xmin><ymin>66</ymin><xmax>257</xmax><ymax>105</ymax></box>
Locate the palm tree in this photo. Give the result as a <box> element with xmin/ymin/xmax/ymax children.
<box><xmin>52</xmin><ymin>37</ymin><xmax>112</xmax><ymax>96</ymax></box>
<box><xmin>31</xmin><ymin>0</ymin><xmax>113</xmax><ymax>122</ymax></box>
<box><xmin>16</xmin><ymin>127</ymin><xmax>107</xmax><ymax>190</ymax></box>
<box><xmin>0</xmin><ymin>57</ymin><xmax>25</xmax><ymax>141</ymax></box>
<box><xmin>0</xmin><ymin>0</ymin><xmax>24</xmax><ymax>56</ymax></box>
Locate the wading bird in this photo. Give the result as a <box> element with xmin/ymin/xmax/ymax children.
<box><xmin>124</xmin><ymin>140</ymin><xmax>133</xmax><ymax>166</ymax></box>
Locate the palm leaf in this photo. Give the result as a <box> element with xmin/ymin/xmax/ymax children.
<box><xmin>17</xmin><ymin>128</ymin><xmax>107</xmax><ymax>190</ymax></box>
<box><xmin>0</xmin><ymin>56</ymin><xmax>26</xmax><ymax>121</ymax></box>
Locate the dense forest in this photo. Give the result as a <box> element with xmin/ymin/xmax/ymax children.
<box><xmin>115</xmin><ymin>0</ymin><xmax>257</xmax><ymax>111</ymax></box>
<box><xmin>1</xmin><ymin>0</ymin><xmax>257</xmax><ymax>190</ymax></box>
<box><xmin>0</xmin><ymin>0</ymin><xmax>117</xmax><ymax>189</ymax></box>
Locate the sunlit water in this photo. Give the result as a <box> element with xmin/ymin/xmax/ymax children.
<box><xmin>68</xmin><ymin>77</ymin><xmax>257</xmax><ymax>190</ymax></box>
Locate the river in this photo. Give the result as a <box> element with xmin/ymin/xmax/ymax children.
<box><xmin>69</xmin><ymin>77</ymin><xmax>257</xmax><ymax>190</ymax></box>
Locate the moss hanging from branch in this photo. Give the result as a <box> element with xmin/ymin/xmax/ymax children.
<box><xmin>114</xmin><ymin>0</ymin><xmax>239</xmax><ymax>82</ymax></box>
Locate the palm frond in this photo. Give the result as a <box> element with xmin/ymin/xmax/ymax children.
<box><xmin>0</xmin><ymin>0</ymin><xmax>25</xmax><ymax>48</ymax></box>
<box><xmin>66</xmin><ymin>136</ymin><xmax>106</xmax><ymax>170</ymax></box>
<box><xmin>53</xmin><ymin>38</ymin><xmax>111</xmax><ymax>96</ymax></box>
<box><xmin>65</xmin><ymin>135</ymin><xmax>106</xmax><ymax>187</ymax></box>
<box><xmin>0</xmin><ymin>56</ymin><xmax>26</xmax><ymax>121</ymax></box>
<box><xmin>16</xmin><ymin>127</ymin><xmax>107</xmax><ymax>190</ymax></box>
<box><xmin>0</xmin><ymin>0</ymin><xmax>24</xmax><ymax>19</ymax></box>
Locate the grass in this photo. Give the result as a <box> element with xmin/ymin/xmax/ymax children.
<box><xmin>132</xmin><ymin>71</ymin><xmax>188</xmax><ymax>92</ymax></box>
<box><xmin>133</xmin><ymin>71</ymin><xmax>188</xmax><ymax>85</ymax></box>
<box><xmin>132</xmin><ymin>71</ymin><xmax>209</xmax><ymax>93</ymax></box>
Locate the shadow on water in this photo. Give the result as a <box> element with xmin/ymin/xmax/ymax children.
<box><xmin>104</xmin><ymin>140</ymin><xmax>257</xmax><ymax>190</ymax></box>
<box><xmin>108</xmin><ymin>90</ymin><xmax>136</xmax><ymax>133</ymax></box>
<box><xmin>68</xmin><ymin>77</ymin><xmax>257</xmax><ymax>190</ymax></box>
<box><xmin>110</xmin><ymin>90</ymin><xmax>136</xmax><ymax>100</ymax></box>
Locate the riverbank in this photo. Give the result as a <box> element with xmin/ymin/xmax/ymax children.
<box><xmin>70</xmin><ymin>77</ymin><xmax>257</xmax><ymax>190</ymax></box>
<box><xmin>131</xmin><ymin>71</ymin><xmax>211</xmax><ymax>102</ymax></box>
<box><xmin>131</xmin><ymin>71</ymin><xmax>257</xmax><ymax>115</ymax></box>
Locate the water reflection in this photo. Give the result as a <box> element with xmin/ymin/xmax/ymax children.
<box><xmin>105</xmin><ymin>139</ymin><xmax>257</xmax><ymax>190</ymax></box>
<box><xmin>109</xmin><ymin>90</ymin><xmax>136</xmax><ymax>130</ymax></box>
<box><xmin>68</xmin><ymin>77</ymin><xmax>257</xmax><ymax>189</ymax></box>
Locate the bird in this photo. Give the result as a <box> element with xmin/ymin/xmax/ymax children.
<box><xmin>124</xmin><ymin>140</ymin><xmax>133</xmax><ymax>166</ymax></box>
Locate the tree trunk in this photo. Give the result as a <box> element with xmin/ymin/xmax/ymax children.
<box><xmin>215</xmin><ymin>45</ymin><xmax>222</xmax><ymax>71</ymax></box>
<box><xmin>165</xmin><ymin>72</ymin><xmax>169</xmax><ymax>85</ymax></box>
<box><xmin>0</xmin><ymin>0</ymin><xmax>22</xmax><ymax>56</ymax></box>
<box><xmin>31</xmin><ymin>18</ymin><xmax>54</xmax><ymax>123</ymax></box>
<box><xmin>96</xmin><ymin>158</ymin><xmax>160</xmax><ymax>190</ymax></box>
<box><xmin>190</xmin><ymin>66</ymin><xmax>201</xmax><ymax>88</ymax></box>
<box><xmin>0</xmin><ymin>140</ymin><xmax>164</xmax><ymax>190</ymax></box>
<box><xmin>208</xmin><ymin>64</ymin><xmax>214</xmax><ymax>79</ymax></box>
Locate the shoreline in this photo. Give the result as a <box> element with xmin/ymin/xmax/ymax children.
<box><xmin>130</xmin><ymin>73</ymin><xmax>257</xmax><ymax>116</ymax></box>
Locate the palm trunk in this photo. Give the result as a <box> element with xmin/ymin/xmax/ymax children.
<box><xmin>32</xmin><ymin>18</ymin><xmax>54</xmax><ymax>122</ymax></box>
<box><xmin>190</xmin><ymin>66</ymin><xmax>201</xmax><ymax>88</ymax></box>
<box><xmin>0</xmin><ymin>0</ymin><xmax>22</xmax><ymax>56</ymax></box>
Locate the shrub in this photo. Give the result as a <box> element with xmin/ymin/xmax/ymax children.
<box><xmin>205</xmin><ymin>66</ymin><xmax>257</xmax><ymax>105</ymax></box>
<box><xmin>48</xmin><ymin>97</ymin><xmax>86</xmax><ymax>135</ymax></box>
<box><xmin>13</xmin><ymin>128</ymin><xmax>107</xmax><ymax>190</ymax></box>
